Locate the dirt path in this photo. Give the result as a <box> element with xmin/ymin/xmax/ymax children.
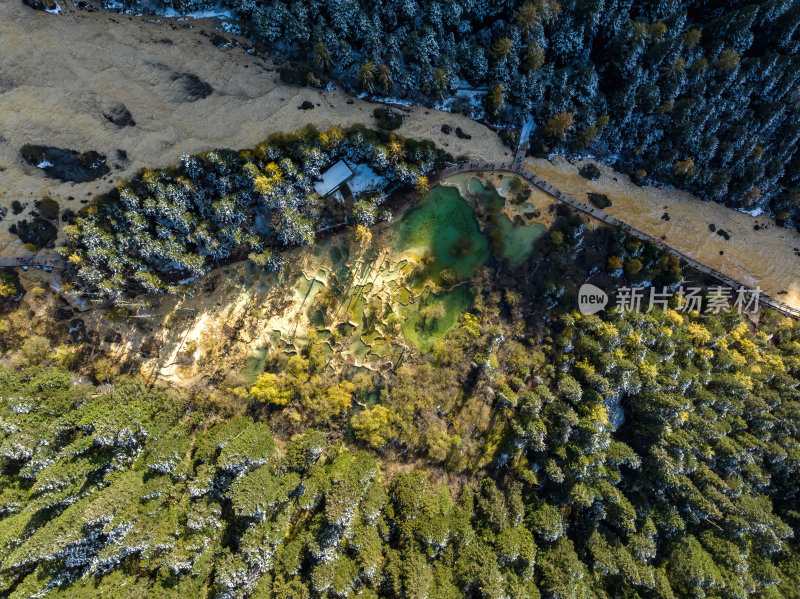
<box><xmin>0</xmin><ymin>0</ymin><xmax>510</xmax><ymax>255</ymax></box>
<box><xmin>2</xmin><ymin>1</ymin><xmax>798</xmax><ymax>313</ymax></box>
<box><xmin>524</xmin><ymin>157</ymin><xmax>800</xmax><ymax>313</ymax></box>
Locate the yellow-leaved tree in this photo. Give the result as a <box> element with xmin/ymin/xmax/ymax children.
<box><xmin>250</xmin><ymin>372</ymin><xmax>291</xmax><ymax>406</ymax></box>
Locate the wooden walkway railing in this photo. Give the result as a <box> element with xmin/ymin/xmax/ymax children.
<box><xmin>433</xmin><ymin>161</ymin><xmax>800</xmax><ymax>319</ymax></box>
<box><xmin>2</xmin><ymin>164</ymin><xmax>796</xmax><ymax>318</ymax></box>
<box><xmin>0</xmin><ymin>254</ymin><xmax>66</xmax><ymax>269</ymax></box>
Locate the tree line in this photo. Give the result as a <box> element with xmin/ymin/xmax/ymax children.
<box><xmin>61</xmin><ymin>126</ymin><xmax>442</xmax><ymax>298</ymax></box>
<box><xmin>108</xmin><ymin>0</ymin><xmax>800</xmax><ymax>227</ymax></box>
<box><xmin>3</xmin><ymin>214</ymin><xmax>800</xmax><ymax>597</ymax></box>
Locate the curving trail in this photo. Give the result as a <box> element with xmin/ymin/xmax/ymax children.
<box><xmin>7</xmin><ymin>160</ymin><xmax>800</xmax><ymax>319</ymax></box>
<box><xmin>433</xmin><ymin>162</ymin><xmax>800</xmax><ymax>319</ymax></box>
<box><xmin>3</xmin><ymin>3</ymin><xmax>798</xmax><ymax>317</ymax></box>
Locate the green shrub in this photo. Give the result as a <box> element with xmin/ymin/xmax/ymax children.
<box><xmin>278</xmin><ymin>67</ymin><xmax>309</xmax><ymax>86</ymax></box>
<box><xmin>373</xmin><ymin>108</ymin><xmax>403</xmax><ymax>130</ymax></box>
<box><xmin>36</xmin><ymin>197</ymin><xmax>60</xmax><ymax>220</ymax></box>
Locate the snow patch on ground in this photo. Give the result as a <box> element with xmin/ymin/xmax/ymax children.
<box><xmin>158</xmin><ymin>7</ymin><xmax>236</xmax><ymax>19</ymax></box>
<box><xmin>218</xmin><ymin>21</ymin><xmax>241</xmax><ymax>35</ymax></box>
<box><xmin>740</xmin><ymin>207</ymin><xmax>764</xmax><ymax>217</ymax></box>
<box><xmin>519</xmin><ymin>115</ymin><xmax>536</xmax><ymax>144</ymax></box>
<box><xmin>347</xmin><ymin>163</ymin><xmax>388</xmax><ymax>196</ymax></box>
<box><xmin>114</xmin><ymin>3</ymin><xmax>235</xmax><ymax>20</ymax></box>
<box><xmin>379</xmin><ymin>96</ymin><xmax>414</xmax><ymax>107</ymax></box>
<box><xmin>434</xmin><ymin>89</ymin><xmax>488</xmax><ymax>118</ymax></box>
<box><xmin>45</xmin><ymin>2</ymin><xmax>61</xmax><ymax>14</ymax></box>
<box><xmin>605</xmin><ymin>395</ymin><xmax>625</xmax><ymax>430</ymax></box>
<box><xmin>434</xmin><ymin>84</ymin><xmax>487</xmax><ymax>118</ymax></box>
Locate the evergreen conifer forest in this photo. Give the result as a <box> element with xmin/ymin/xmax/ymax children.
<box><xmin>2</xmin><ymin>288</ymin><xmax>800</xmax><ymax>597</ymax></box>
<box><xmin>4</xmin><ymin>0</ymin><xmax>800</xmax><ymax>597</ymax></box>
<box><xmin>110</xmin><ymin>0</ymin><xmax>800</xmax><ymax>226</ymax></box>
<box><xmin>60</xmin><ymin>126</ymin><xmax>442</xmax><ymax>298</ymax></box>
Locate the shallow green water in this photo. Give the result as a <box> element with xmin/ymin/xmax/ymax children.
<box><xmin>396</xmin><ymin>286</ymin><xmax>413</xmax><ymax>305</ymax></box>
<box><xmin>336</xmin><ymin>322</ymin><xmax>357</xmax><ymax>337</ymax></box>
<box><xmin>242</xmin><ymin>176</ymin><xmax>545</xmax><ymax>376</ymax></box>
<box><xmin>497</xmin><ymin>214</ymin><xmax>546</xmax><ymax>268</ymax></box>
<box><xmin>401</xmin><ymin>285</ymin><xmax>474</xmax><ymax>353</ymax></box>
<box><xmin>350</xmin><ymin>338</ymin><xmax>371</xmax><ymax>362</ymax></box>
<box><xmin>498</xmin><ymin>175</ymin><xmax>523</xmax><ymax>196</ymax></box>
<box><xmin>394</xmin><ymin>185</ymin><xmax>490</xmax><ymax>285</ymax></box>
<box><xmin>467</xmin><ymin>177</ymin><xmax>505</xmax><ymax>213</ymax></box>
<box><xmin>462</xmin><ymin>175</ymin><xmax>544</xmax><ymax>269</ymax></box>
<box><xmin>242</xmin><ymin>345</ymin><xmax>269</xmax><ymax>384</ymax></box>
<box><xmin>294</xmin><ymin>276</ymin><xmax>324</xmax><ymax>306</ymax></box>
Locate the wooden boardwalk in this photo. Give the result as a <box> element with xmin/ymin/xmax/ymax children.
<box><xmin>433</xmin><ymin>161</ymin><xmax>800</xmax><ymax>319</ymax></box>
<box><xmin>0</xmin><ymin>254</ymin><xmax>66</xmax><ymax>269</ymax></box>
<box><xmin>2</xmin><ymin>163</ymin><xmax>796</xmax><ymax>318</ymax></box>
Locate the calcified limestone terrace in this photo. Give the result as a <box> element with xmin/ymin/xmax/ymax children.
<box><xmin>2</xmin><ymin>1</ymin><xmax>799</xmax><ymax>312</ymax></box>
